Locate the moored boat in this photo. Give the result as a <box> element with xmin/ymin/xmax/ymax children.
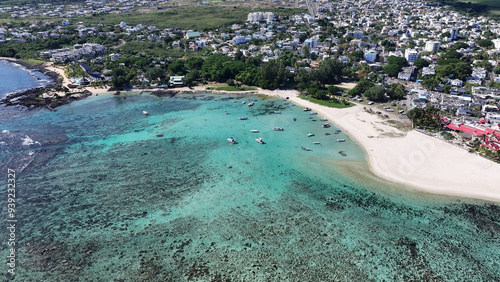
<box><xmin>303</xmin><ymin>107</ymin><xmax>311</xmax><ymax>111</ymax></box>
<box><xmin>307</xmin><ymin>133</ymin><xmax>315</xmax><ymax>137</ymax></box>
<box><xmin>337</xmin><ymin>139</ymin><xmax>346</xmax><ymax>142</ymax></box>
<box><xmin>322</xmin><ymin>123</ymin><xmax>331</xmax><ymax>128</ymax></box>
<box><xmin>248</xmin><ymin>102</ymin><xmax>254</xmax><ymax>106</ymax></box>
<box><xmin>227</xmin><ymin>137</ymin><xmax>237</xmax><ymax>144</ymax></box>
<box><xmin>142</xmin><ymin>111</ymin><xmax>149</xmax><ymax>115</ymax></box>
<box><xmin>313</xmin><ymin>142</ymin><xmax>320</xmax><ymax>144</ymax></box>
<box><xmin>250</xmin><ymin>129</ymin><xmax>259</xmax><ymax>133</ymax></box>
<box><xmin>273</xmin><ymin>127</ymin><xmax>284</xmax><ymax>131</ymax></box>
<box><xmin>255</xmin><ymin>138</ymin><xmax>265</xmax><ymax>144</ymax></box>
<box><xmin>239</xmin><ymin>117</ymin><xmax>248</xmax><ymax>120</ymax></box>
<box><xmin>301</xmin><ymin>146</ymin><xmax>312</xmax><ymax>151</ymax></box>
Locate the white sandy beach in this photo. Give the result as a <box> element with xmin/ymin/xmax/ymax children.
<box><xmin>38</xmin><ymin>64</ymin><xmax>500</xmax><ymax>202</ymax></box>
<box><xmin>261</xmin><ymin>89</ymin><xmax>500</xmax><ymax>203</ymax></box>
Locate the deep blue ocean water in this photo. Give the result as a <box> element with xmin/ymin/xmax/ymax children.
<box><xmin>0</xmin><ymin>60</ymin><xmax>51</xmax><ymax>98</ymax></box>
<box><xmin>0</xmin><ymin>92</ymin><xmax>499</xmax><ymax>281</ymax></box>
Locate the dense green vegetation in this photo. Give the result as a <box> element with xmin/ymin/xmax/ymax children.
<box><xmin>13</xmin><ymin>6</ymin><xmax>303</xmax><ymax>31</ymax></box>
<box><xmin>407</xmin><ymin>106</ymin><xmax>442</xmax><ymax>131</ymax></box>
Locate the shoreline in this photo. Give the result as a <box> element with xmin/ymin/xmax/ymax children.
<box><xmin>260</xmin><ymin>89</ymin><xmax>500</xmax><ymax>203</ymax></box>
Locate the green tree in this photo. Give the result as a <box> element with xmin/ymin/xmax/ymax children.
<box><xmin>383</xmin><ymin>64</ymin><xmax>402</xmax><ymax>77</ymax></box>
<box><xmin>413</xmin><ymin>58</ymin><xmax>430</xmax><ymax>69</ymax></box>
<box><xmin>435</xmin><ymin>62</ymin><xmax>472</xmax><ymax>80</ymax></box>
<box><xmin>387</xmin><ymin>56</ymin><xmax>409</xmax><ymax>68</ymax></box>
<box><xmin>258</xmin><ymin>60</ymin><xmax>289</xmax><ymax>89</ymax></box>
<box><xmin>348</xmin><ymin>79</ymin><xmax>374</xmax><ymax>96</ymax></box>
<box><xmin>477</xmin><ymin>39</ymin><xmax>494</xmax><ymax>49</ymax></box>
<box><xmin>421</xmin><ymin>79</ymin><xmax>440</xmax><ymax>90</ymax></box>
<box><xmin>407</xmin><ymin>106</ymin><xmax>442</xmax><ymax>130</ymax></box>
<box><xmin>363</xmin><ymin>85</ymin><xmax>386</xmax><ymax>101</ymax></box>
<box><xmin>387</xmin><ymin>83</ymin><xmax>405</xmax><ymax>100</ymax></box>
<box><xmin>168</xmin><ymin>60</ymin><xmax>185</xmax><ymax>75</ymax></box>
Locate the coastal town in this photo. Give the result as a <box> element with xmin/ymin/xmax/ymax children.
<box><xmin>2</xmin><ymin>1</ymin><xmax>500</xmax><ymax>281</ymax></box>
<box><xmin>1</xmin><ymin>0</ymin><xmax>500</xmax><ymax>163</ymax></box>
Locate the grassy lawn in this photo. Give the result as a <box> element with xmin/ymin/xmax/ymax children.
<box><xmin>207</xmin><ymin>86</ymin><xmax>256</xmax><ymax>91</ymax></box>
<box><xmin>71</xmin><ymin>7</ymin><xmax>303</xmax><ymax>30</ymax></box>
<box><xmin>299</xmin><ymin>95</ymin><xmax>354</xmax><ymax>109</ymax></box>
<box><xmin>21</xmin><ymin>59</ymin><xmax>46</xmax><ymax>67</ymax></box>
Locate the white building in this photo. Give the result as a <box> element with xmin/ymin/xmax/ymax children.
<box><xmin>405</xmin><ymin>49</ymin><xmax>418</xmax><ymax>63</ymax></box>
<box><xmin>247</xmin><ymin>12</ymin><xmax>274</xmax><ymax>24</ymax></box>
<box><xmin>364</xmin><ymin>49</ymin><xmax>377</xmax><ymax>63</ymax></box>
<box><xmin>450</xmin><ymin>28</ymin><xmax>459</xmax><ymax>40</ymax></box>
<box><xmin>486</xmin><ymin>112</ymin><xmax>500</xmax><ymax>124</ymax></box>
<box><xmin>233</xmin><ymin>36</ymin><xmax>247</xmax><ymax>44</ymax></box>
<box><xmin>425</xmin><ymin>41</ymin><xmax>441</xmax><ymax>52</ymax></box>
<box><xmin>492</xmin><ymin>38</ymin><xmax>500</xmax><ymax>50</ymax></box>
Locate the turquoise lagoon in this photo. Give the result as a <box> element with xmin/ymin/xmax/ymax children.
<box><xmin>0</xmin><ymin>92</ymin><xmax>499</xmax><ymax>281</ymax></box>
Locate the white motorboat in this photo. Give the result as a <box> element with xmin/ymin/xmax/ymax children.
<box><xmin>313</xmin><ymin>142</ymin><xmax>320</xmax><ymax>144</ymax></box>
<box><xmin>303</xmin><ymin>108</ymin><xmax>311</xmax><ymax>111</ymax></box>
<box><xmin>301</xmin><ymin>146</ymin><xmax>312</xmax><ymax>151</ymax></box>
<box><xmin>227</xmin><ymin>137</ymin><xmax>237</xmax><ymax>144</ymax></box>
<box><xmin>307</xmin><ymin>133</ymin><xmax>315</xmax><ymax>137</ymax></box>
<box><xmin>322</xmin><ymin>123</ymin><xmax>331</xmax><ymax>128</ymax></box>
<box><xmin>273</xmin><ymin>127</ymin><xmax>284</xmax><ymax>131</ymax></box>
<box><xmin>309</xmin><ymin>112</ymin><xmax>317</xmax><ymax>115</ymax></box>
<box><xmin>251</xmin><ymin>129</ymin><xmax>259</xmax><ymax>133</ymax></box>
<box><xmin>255</xmin><ymin>138</ymin><xmax>265</xmax><ymax>144</ymax></box>
<box><xmin>248</xmin><ymin>102</ymin><xmax>254</xmax><ymax>106</ymax></box>
<box><xmin>239</xmin><ymin>117</ymin><xmax>248</xmax><ymax>120</ymax></box>
<box><xmin>142</xmin><ymin>111</ymin><xmax>149</xmax><ymax>115</ymax></box>
<box><xmin>320</xmin><ymin>118</ymin><xmax>328</xmax><ymax>121</ymax></box>
<box><xmin>337</xmin><ymin>139</ymin><xmax>346</xmax><ymax>142</ymax></box>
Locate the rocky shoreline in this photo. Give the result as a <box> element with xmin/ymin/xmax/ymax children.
<box><xmin>0</xmin><ymin>58</ymin><xmax>92</xmax><ymax>111</ymax></box>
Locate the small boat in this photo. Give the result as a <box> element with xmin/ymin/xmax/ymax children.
<box><xmin>250</xmin><ymin>129</ymin><xmax>259</xmax><ymax>133</ymax></box>
<box><xmin>320</xmin><ymin>118</ymin><xmax>328</xmax><ymax>121</ymax></box>
<box><xmin>313</xmin><ymin>142</ymin><xmax>320</xmax><ymax>144</ymax></box>
<box><xmin>309</xmin><ymin>112</ymin><xmax>317</xmax><ymax>115</ymax></box>
<box><xmin>307</xmin><ymin>133</ymin><xmax>315</xmax><ymax>137</ymax></box>
<box><xmin>239</xmin><ymin>117</ymin><xmax>248</xmax><ymax>120</ymax></box>
<box><xmin>325</xmin><ymin>132</ymin><xmax>331</xmax><ymax>135</ymax></box>
<box><xmin>248</xmin><ymin>102</ymin><xmax>254</xmax><ymax>107</ymax></box>
<box><xmin>334</xmin><ymin>129</ymin><xmax>341</xmax><ymax>134</ymax></box>
<box><xmin>274</xmin><ymin>111</ymin><xmax>281</xmax><ymax>114</ymax></box>
<box><xmin>233</xmin><ymin>100</ymin><xmax>237</xmax><ymax>103</ymax></box>
<box><xmin>242</xmin><ymin>101</ymin><xmax>246</xmax><ymax>104</ymax></box>
<box><xmin>301</xmin><ymin>146</ymin><xmax>312</xmax><ymax>151</ymax></box>
<box><xmin>255</xmin><ymin>138</ymin><xmax>265</xmax><ymax>144</ymax></box>
<box><xmin>227</xmin><ymin>137</ymin><xmax>237</xmax><ymax>144</ymax></box>
<box><xmin>322</xmin><ymin>123</ymin><xmax>331</xmax><ymax>128</ymax></box>
<box><xmin>303</xmin><ymin>108</ymin><xmax>311</xmax><ymax>111</ymax></box>
<box><xmin>337</xmin><ymin>139</ymin><xmax>346</xmax><ymax>142</ymax></box>
<box><xmin>308</xmin><ymin>117</ymin><xmax>313</xmax><ymax>119</ymax></box>
<box><xmin>142</xmin><ymin>111</ymin><xmax>149</xmax><ymax>115</ymax></box>
<box><xmin>273</xmin><ymin>127</ymin><xmax>284</xmax><ymax>131</ymax></box>
<box><xmin>293</xmin><ymin>117</ymin><xmax>296</xmax><ymax>121</ymax></box>
<box><xmin>338</xmin><ymin>151</ymin><xmax>347</xmax><ymax>156</ymax></box>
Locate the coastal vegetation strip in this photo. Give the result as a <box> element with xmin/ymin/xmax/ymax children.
<box><xmin>298</xmin><ymin>95</ymin><xmax>354</xmax><ymax>109</ymax></box>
